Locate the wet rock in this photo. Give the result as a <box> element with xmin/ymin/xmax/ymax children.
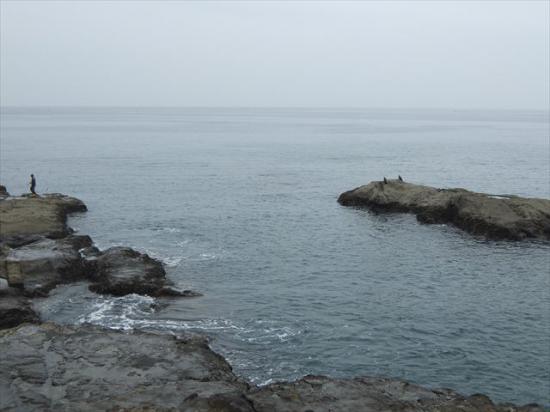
<box><xmin>338</xmin><ymin>180</ymin><xmax>550</xmax><ymax>240</ymax></box>
<box><xmin>0</xmin><ymin>323</ymin><xmax>249</xmax><ymax>411</ymax></box>
<box><xmin>181</xmin><ymin>392</ymin><xmax>257</xmax><ymax>411</ymax></box>
<box><xmin>0</xmin><ymin>194</ymin><xmax>87</xmax><ymax>240</ymax></box>
<box><xmin>0</xmin><ymin>192</ymin><xmax>200</xmax><ymax>300</ymax></box>
<box><xmin>247</xmin><ymin>375</ymin><xmax>543</xmax><ymax>412</ymax></box>
<box><xmin>0</xmin><ymin>287</ymin><xmax>39</xmax><ymax>329</ymax></box>
<box><xmin>0</xmin><ymin>325</ymin><xmax>542</xmax><ymax>411</ymax></box>
<box><xmin>154</xmin><ymin>286</ymin><xmax>203</xmax><ymax>298</ymax></box>
<box><xmin>0</xmin><ymin>234</ymin><xmax>44</xmax><ymax>249</ymax></box>
<box><xmin>0</xmin><ymin>235</ymin><xmax>92</xmax><ymax>296</ymax></box>
<box><xmin>0</xmin><ymin>185</ymin><xmax>9</xmax><ymax>199</ymax></box>
<box><xmin>89</xmin><ymin>247</ymin><xmax>175</xmax><ymax>297</ymax></box>
<box><xmin>79</xmin><ymin>245</ymin><xmax>101</xmax><ymax>258</ymax></box>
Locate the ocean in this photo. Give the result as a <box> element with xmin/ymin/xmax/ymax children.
<box><xmin>1</xmin><ymin>107</ymin><xmax>549</xmax><ymax>405</ymax></box>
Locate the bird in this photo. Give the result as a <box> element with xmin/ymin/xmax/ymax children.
<box><xmin>398</xmin><ymin>175</ymin><xmax>403</xmax><ymax>182</ymax></box>
<box><xmin>383</xmin><ymin>177</ymin><xmax>388</xmax><ymax>184</ymax></box>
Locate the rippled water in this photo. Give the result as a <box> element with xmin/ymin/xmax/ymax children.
<box><xmin>1</xmin><ymin>107</ymin><xmax>549</xmax><ymax>405</ymax></box>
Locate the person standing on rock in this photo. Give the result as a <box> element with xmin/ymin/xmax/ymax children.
<box><xmin>30</xmin><ymin>174</ymin><xmax>36</xmax><ymax>195</ymax></box>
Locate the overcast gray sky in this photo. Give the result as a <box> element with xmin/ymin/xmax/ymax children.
<box><xmin>1</xmin><ymin>1</ymin><xmax>548</xmax><ymax>109</ymax></box>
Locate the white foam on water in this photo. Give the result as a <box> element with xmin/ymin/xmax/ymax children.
<box><xmin>158</xmin><ymin>227</ymin><xmax>182</xmax><ymax>233</ymax></box>
<box><xmin>77</xmin><ymin>293</ymin><xmax>156</xmax><ymax>330</ymax></box>
<box><xmin>78</xmin><ymin>297</ymin><xmax>303</xmax><ymax>346</ymax></box>
<box><xmin>180</xmin><ymin>250</ymin><xmax>228</xmax><ymax>262</ymax></box>
<box><xmin>78</xmin><ymin>297</ymin><xmax>246</xmax><ymax>333</ymax></box>
<box><xmin>138</xmin><ymin>248</ymin><xmax>184</xmax><ymax>267</ymax></box>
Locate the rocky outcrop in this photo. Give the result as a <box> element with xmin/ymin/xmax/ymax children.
<box><xmin>1</xmin><ymin>235</ymin><xmax>92</xmax><ymax>296</ymax></box>
<box><xmin>0</xmin><ymin>193</ymin><xmax>87</xmax><ymax>241</ymax></box>
<box><xmin>248</xmin><ymin>375</ymin><xmax>543</xmax><ymax>412</ymax></box>
<box><xmin>0</xmin><ymin>323</ymin><xmax>542</xmax><ymax>411</ymax></box>
<box><xmin>0</xmin><ymin>185</ymin><xmax>9</xmax><ymax>199</ymax></box>
<box><xmin>0</xmin><ymin>188</ymin><xmax>199</xmax><ymax>329</ymax></box>
<box><xmin>338</xmin><ymin>180</ymin><xmax>550</xmax><ymax>240</ymax></box>
<box><xmin>0</xmin><ymin>186</ymin><xmax>545</xmax><ymax>409</ymax></box>
<box><xmin>0</xmin><ymin>323</ymin><xmax>249</xmax><ymax>411</ymax></box>
<box><xmin>88</xmin><ymin>246</ymin><xmax>198</xmax><ymax>297</ymax></box>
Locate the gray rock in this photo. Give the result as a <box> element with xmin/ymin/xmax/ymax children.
<box><xmin>338</xmin><ymin>180</ymin><xmax>550</xmax><ymax>240</ymax></box>
<box><xmin>88</xmin><ymin>246</ymin><xmax>194</xmax><ymax>297</ymax></box>
<box><xmin>181</xmin><ymin>392</ymin><xmax>257</xmax><ymax>411</ymax></box>
<box><xmin>0</xmin><ymin>193</ymin><xmax>87</xmax><ymax>240</ymax></box>
<box><xmin>0</xmin><ymin>325</ymin><xmax>542</xmax><ymax>411</ymax></box>
<box><xmin>247</xmin><ymin>375</ymin><xmax>543</xmax><ymax>412</ymax></box>
<box><xmin>0</xmin><ymin>235</ymin><xmax>92</xmax><ymax>296</ymax></box>
<box><xmin>0</xmin><ymin>323</ymin><xmax>249</xmax><ymax>411</ymax></box>
<box><xmin>0</xmin><ymin>184</ymin><xmax>9</xmax><ymax>199</ymax></box>
<box><xmin>0</xmin><ymin>287</ymin><xmax>39</xmax><ymax>329</ymax></box>
<box><xmin>0</xmin><ymin>192</ymin><xmax>200</xmax><ymax>299</ymax></box>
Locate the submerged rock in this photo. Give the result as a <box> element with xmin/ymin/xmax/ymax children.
<box><xmin>0</xmin><ymin>193</ymin><xmax>87</xmax><ymax>240</ymax></box>
<box><xmin>338</xmin><ymin>180</ymin><xmax>550</xmax><ymax>240</ymax></box>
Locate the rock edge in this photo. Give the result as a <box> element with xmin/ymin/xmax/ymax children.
<box><xmin>0</xmin><ymin>323</ymin><xmax>543</xmax><ymax>412</ymax></box>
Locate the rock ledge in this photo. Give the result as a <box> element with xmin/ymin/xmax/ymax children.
<box><xmin>338</xmin><ymin>180</ymin><xmax>550</xmax><ymax>240</ymax></box>
<box><xmin>0</xmin><ymin>323</ymin><xmax>543</xmax><ymax>412</ymax></box>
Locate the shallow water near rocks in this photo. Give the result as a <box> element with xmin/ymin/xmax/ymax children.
<box><xmin>1</xmin><ymin>107</ymin><xmax>549</xmax><ymax>405</ymax></box>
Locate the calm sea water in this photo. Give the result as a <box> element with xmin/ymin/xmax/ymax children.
<box><xmin>1</xmin><ymin>107</ymin><xmax>549</xmax><ymax>405</ymax></box>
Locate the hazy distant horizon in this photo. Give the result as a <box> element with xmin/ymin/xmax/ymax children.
<box><xmin>1</xmin><ymin>1</ymin><xmax>549</xmax><ymax>110</ymax></box>
<box><xmin>1</xmin><ymin>105</ymin><xmax>549</xmax><ymax>112</ymax></box>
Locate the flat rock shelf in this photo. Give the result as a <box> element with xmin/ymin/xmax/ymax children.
<box><xmin>0</xmin><ymin>323</ymin><xmax>543</xmax><ymax>411</ymax></box>
<box><xmin>0</xmin><ymin>187</ymin><xmax>545</xmax><ymax>411</ymax></box>
<box><xmin>338</xmin><ymin>180</ymin><xmax>550</xmax><ymax>240</ymax></box>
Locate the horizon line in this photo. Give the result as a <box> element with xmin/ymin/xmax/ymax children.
<box><xmin>1</xmin><ymin>105</ymin><xmax>549</xmax><ymax>112</ymax></box>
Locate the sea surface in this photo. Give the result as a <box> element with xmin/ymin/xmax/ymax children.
<box><xmin>1</xmin><ymin>107</ymin><xmax>549</xmax><ymax>405</ymax></box>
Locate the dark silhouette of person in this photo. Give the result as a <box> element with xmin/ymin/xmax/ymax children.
<box><xmin>30</xmin><ymin>174</ymin><xmax>36</xmax><ymax>195</ymax></box>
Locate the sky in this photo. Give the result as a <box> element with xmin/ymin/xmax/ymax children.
<box><xmin>0</xmin><ymin>0</ymin><xmax>548</xmax><ymax>110</ymax></box>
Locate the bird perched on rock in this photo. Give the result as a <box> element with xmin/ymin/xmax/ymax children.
<box><xmin>398</xmin><ymin>175</ymin><xmax>403</xmax><ymax>182</ymax></box>
<box><xmin>383</xmin><ymin>177</ymin><xmax>388</xmax><ymax>184</ymax></box>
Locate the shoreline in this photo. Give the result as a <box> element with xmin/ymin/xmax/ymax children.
<box><xmin>0</xmin><ymin>187</ymin><xmax>545</xmax><ymax>410</ymax></box>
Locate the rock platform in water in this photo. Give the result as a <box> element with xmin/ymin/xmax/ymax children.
<box><xmin>0</xmin><ymin>323</ymin><xmax>543</xmax><ymax>411</ymax></box>
<box><xmin>338</xmin><ymin>180</ymin><xmax>550</xmax><ymax>240</ymax></box>
<box><xmin>0</xmin><ymin>188</ymin><xmax>198</xmax><ymax>329</ymax></box>
<box><xmin>0</xmin><ymin>193</ymin><xmax>87</xmax><ymax>241</ymax></box>
<box><xmin>0</xmin><ymin>186</ymin><xmax>545</xmax><ymax>410</ymax></box>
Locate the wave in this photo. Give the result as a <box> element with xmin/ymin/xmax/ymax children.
<box><xmin>77</xmin><ymin>296</ymin><xmax>303</xmax><ymax>345</ymax></box>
